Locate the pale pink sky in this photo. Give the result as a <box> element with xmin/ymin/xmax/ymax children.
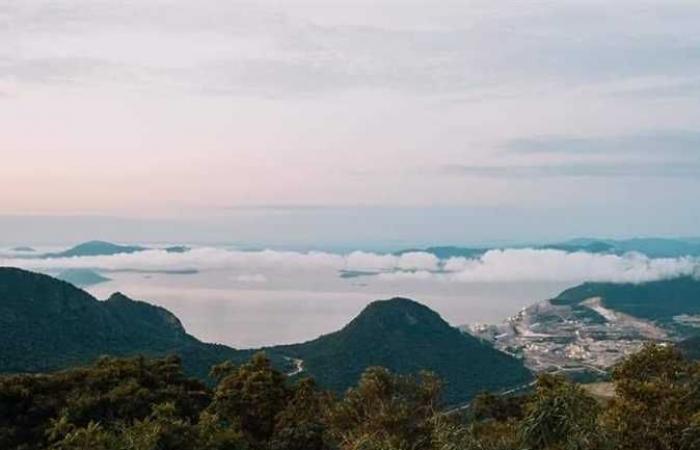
<box><xmin>2</xmin><ymin>0</ymin><xmax>699</xmax><ymax>241</ymax></box>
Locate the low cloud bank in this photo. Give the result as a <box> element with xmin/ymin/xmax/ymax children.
<box><xmin>443</xmin><ymin>249</ymin><xmax>699</xmax><ymax>283</ymax></box>
<box><xmin>1</xmin><ymin>247</ymin><xmax>697</xmax><ymax>284</ymax></box>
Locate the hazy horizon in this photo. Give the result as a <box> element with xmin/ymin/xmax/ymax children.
<box><xmin>3</xmin><ymin>239</ymin><xmax>699</xmax><ymax>346</ymax></box>
<box><xmin>1</xmin><ymin>210</ymin><xmax>699</xmax><ymax>250</ymax></box>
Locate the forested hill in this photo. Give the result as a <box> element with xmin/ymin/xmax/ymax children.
<box><xmin>0</xmin><ymin>267</ymin><xmax>251</xmax><ymax>379</ymax></box>
<box><xmin>552</xmin><ymin>276</ymin><xmax>700</xmax><ymax>331</ymax></box>
<box><xmin>0</xmin><ymin>268</ymin><xmax>532</xmax><ymax>404</ymax></box>
<box><xmin>272</xmin><ymin>297</ymin><xmax>532</xmax><ymax>405</ymax></box>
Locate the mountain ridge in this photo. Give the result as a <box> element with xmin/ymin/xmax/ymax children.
<box><xmin>0</xmin><ymin>268</ymin><xmax>530</xmax><ymax>404</ymax></box>
<box><xmin>0</xmin><ymin>267</ymin><xmax>252</xmax><ymax>379</ymax></box>
<box><xmin>271</xmin><ymin>297</ymin><xmax>532</xmax><ymax>405</ymax></box>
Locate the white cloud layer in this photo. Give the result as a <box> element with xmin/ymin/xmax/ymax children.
<box><xmin>1</xmin><ymin>247</ymin><xmax>698</xmax><ymax>285</ymax></box>
<box><xmin>442</xmin><ymin>249</ymin><xmax>699</xmax><ymax>283</ymax></box>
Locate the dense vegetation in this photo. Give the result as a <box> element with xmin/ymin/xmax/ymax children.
<box><xmin>0</xmin><ymin>268</ymin><xmax>256</xmax><ymax>379</ymax></box>
<box><xmin>552</xmin><ymin>277</ymin><xmax>700</xmax><ymax>327</ymax></box>
<box><xmin>0</xmin><ymin>268</ymin><xmax>531</xmax><ymax>405</ymax></box>
<box><xmin>272</xmin><ymin>298</ymin><xmax>532</xmax><ymax>405</ymax></box>
<box><xmin>1</xmin><ymin>344</ymin><xmax>699</xmax><ymax>450</ymax></box>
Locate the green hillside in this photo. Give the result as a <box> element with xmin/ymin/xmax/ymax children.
<box><xmin>552</xmin><ymin>277</ymin><xmax>700</xmax><ymax>321</ymax></box>
<box><xmin>0</xmin><ymin>267</ymin><xmax>253</xmax><ymax>380</ymax></box>
<box><xmin>272</xmin><ymin>298</ymin><xmax>532</xmax><ymax>405</ymax></box>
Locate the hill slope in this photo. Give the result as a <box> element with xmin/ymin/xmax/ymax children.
<box><xmin>272</xmin><ymin>298</ymin><xmax>532</xmax><ymax>405</ymax></box>
<box><xmin>1</xmin><ymin>268</ymin><xmax>532</xmax><ymax>403</ymax></box>
<box><xmin>552</xmin><ymin>277</ymin><xmax>700</xmax><ymax>331</ymax></box>
<box><xmin>0</xmin><ymin>267</ymin><xmax>251</xmax><ymax>379</ymax></box>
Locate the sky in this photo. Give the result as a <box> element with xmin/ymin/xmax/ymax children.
<box><xmin>2</xmin><ymin>0</ymin><xmax>700</xmax><ymax>246</ymax></box>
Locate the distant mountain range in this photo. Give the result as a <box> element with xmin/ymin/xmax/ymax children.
<box><xmin>0</xmin><ymin>267</ymin><xmax>530</xmax><ymax>405</ymax></box>
<box><xmin>543</xmin><ymin>238</ymin><xmax>700</xmax><ymax>258</ymax></box>
<box><xmin>6</xmin><ymin>237</ymin><xmax>700</xmax><ymax>262</ymax></box>
<box><xmin>400</xmin><ymin>238</ymin><xmax>700</xmax><ymax>259</ymax></box>
<box><xmin>44</xmin><ymin>241</ymin><xmax>148</xmax><ymax>258</ymax></box>
<box><xmin>30</xmin><ymin>241</ymin><xmax>191</xmax><ymax>259</ymax></box>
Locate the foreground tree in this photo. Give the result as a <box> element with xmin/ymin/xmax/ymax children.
<box><xmin>327</xmin><ymin>367</ymin><xmax>442</xmax><ymax>450</ymax></box>
<box><xmin>209</xmin><ymin>352</ymin><xmax>290</xmax><ymax>445</ymax></box>
<box><xmin>5</xmin><ymin>345</ymin><xmax>700</xmax><ymax>450</ymax></box>
<box><xmin>208</xmin><ymin>352</ymin><xmax>331</xmax><ymax>450</ymax></box>
<box><xmin>0</xmin><ymin>356</ymin><xmax>209</xmax><ymax>450</ymax></box>
<box><xmin>603</xmin><ymin>344</ymin><xmax>700</xmax><ymax>450</ymax></box>
<box><xmin>519</xmin><ymin>374</ymin><xmax>604</xmax><ymax>450</ymax></box>
<box><xmin>270</xmin><ymin>378</ymin><xmax>332</xmax><ymax>450</ymax></box>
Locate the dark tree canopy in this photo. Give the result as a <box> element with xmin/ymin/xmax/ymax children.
<box><xmin>1</xmin><ymin>345</ymin><xmax>700</xmax><ymax>450</ymax></box>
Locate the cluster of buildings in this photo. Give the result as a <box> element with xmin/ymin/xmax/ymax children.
<box><xmin>468</xmin><ymin>296</ymin><xmax>672</xmax><ymax>378</ymax></box>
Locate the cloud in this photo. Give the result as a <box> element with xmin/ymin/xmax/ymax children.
<box><xmin>5</xmin><ymin>1</ymin><xmax>700</xmax><ymax>98</ymax></box>
<box><xmin>2</xmin><ymin>246</ymin><xmax>697</xmax><ymax>286</ymax></box>
<box><xmin>607</xmin><ymin>77</ymin><xmax>700</xmax><ymax>99</ymax></box>
<box><xmin>235</xmin><ymin>273</ymin><xmax>268</xmax><ymax>283</ymax></box>
<box><xmin>442</xmin><ymin>161</ymin><xmax>700</xmax><ymax>179</ymax></box>
<box><xmin>0</xmin><ymin>57</ymin><xmax>142</xmax><ymax>86</ymax></box>
<box><xmin>445</xmin><ymin>130</ymin><xmax>700</xmax><ymax>180</ymax></box>
<box><xmin>0</xmin><ymin>248</ymin><xmax>342</xmax><ymax>272</ymax></box>
<box><xmin>396</xmin><ymin>251</ymin><xmax>440</xmax><ymax>271</ymax></box>
<box><xmin>377</xmin><ymin>270</ymin><xmax>435</xmax><ymax>281</ymax></box>
<box><xmin>344</xmin><ymin>250</ymin><xmax>439</xmax><ymax>272</ymax></box>
<box><xmin>443</xmin><ymin>249</ymin><xmax>699</xmax><ymax>283</ymax></box>
<box><xmin>344</xmin><ymin>251</ymin><xmax>398</xmax><ymax>271</ymax></box>
<box><xmin>505</xmin><ymin>131</ymin><xmax>700</xmax><ymax>157</ymax></box>
<box><xmin>0</xmin><ymin>247</ymin><xmax>439</xmax><ymax>274</ymax></box>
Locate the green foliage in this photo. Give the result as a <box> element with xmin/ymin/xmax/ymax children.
<box><xmin>680</xmin><ymin>413</ymin><xmax>700</xmax><ymax>450</ymax></box>
<box><xmin>0</xmin><ymin>268</ymin><xmax>528</xmax><ymax>405</ymax></box>
<box><xmin>431</xmin><ymin>418</ymin><xmax>521</xmax><ymax>450</ymax></box>
<box><xmin>0</xmin><ymin>355</ymin><xmax>208</xmax><ymax>450</ymax></box>
<box><xmin>52</xmin><ymin>421</ymin><xmax>117</xmax><ymax>450</ymax></box>
<box><xmin>603</xmin><ymin>344</ymin><xmax>700</xmax><ymax>450</ymax></box>
<box><xmin>208</xmin><ymin>352</ymin><xmax>332</xmax><ymax>450</ymax></box>
<box><xmin>0</xmin><ymin>268</ymin><xmax>257</xmax><ymax>381</ymax></box>
<box><xmin>327</xmin><ymin>367</ymin><xmax>441</xmax><ymax>450</ymax></box>
<box><xmin>552</xmin><ymin>277</ymin><xmax>700</xmax><ymax>326</ymax></box>
<box><xmin>520</xmin><ymin>374</ymin><xmax>604</xmax><ymax>450</ymax></box>
<box><xmin>273</xmin><ymin>298</ymin><xmax>532</xmax><ymax>405</ymax></box>
<box><xmin>470</xmin><ymin>392</ymin><xmax>529</xmax><ymax>422</ymax></box>
<box><xmin>50</xmin><ymin>402</ymin><xmax>249</xmax><ymax>450</ymax></box>
<box><xmin>3</xmin><ymin>340</ymin><xmax>700</xmax><ymax>450</ymax></box>
<box><xmin>209</xmin><ymin>353</ymin><xmax>291</xmax><ymax>445</ymax></box>
<box><xmin>270</xmin><ymin>378</ymin><xmax>331</xmax><ymax>450</ymax></box>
